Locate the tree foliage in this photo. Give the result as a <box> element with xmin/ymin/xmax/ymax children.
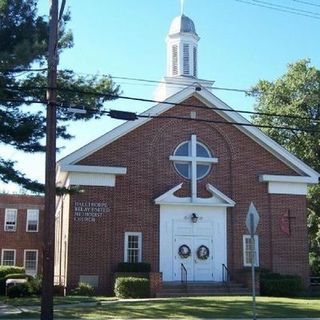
<box><xmin>0</xmin><ymin>0</ymin><xmax>120</xmax><ymax>192</ymax></box>
<box><xmin>250</xmin><ymin>59</ymin><xmax>320</xmax><ymax>274</ymax></box>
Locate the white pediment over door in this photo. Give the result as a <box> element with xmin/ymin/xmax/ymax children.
<box><xmin>154</xmin><ymin>183</ymin><xmax>235</xmax><ymax>207</ymax></box>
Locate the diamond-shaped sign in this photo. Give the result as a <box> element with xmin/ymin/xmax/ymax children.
<box><xmin>246</xmin><ymin>202</ymin><xmax>260</xmax><ymax>235</ymax></box>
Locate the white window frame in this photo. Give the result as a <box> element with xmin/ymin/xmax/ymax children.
<box><xmin>1</xmin><ymin>249</ymin><xmax>16</xmax><ymax>266</ymax></box>
<box><xmin>124</xmin><ymin>232</ymin><xmax>142</xmax><ymax>263</ymax></box>
<box><xmin>4</xmin><ymin>208</ymin><xmax>17</xmax><ymax>232</ymax></box>
<box><xmin>26</xmin><ymin>209</ymin><xmax>39</xmax><ymax>232</ymax></box>
<box><xmin>24</xmin><ymin>250</ymin><xmax>38</xmax><ymax>276</ymax></box>
<box><xmin>243</xmin><ymin>235</ymin><xmax>259</xmax><ymax>267</ymax></box>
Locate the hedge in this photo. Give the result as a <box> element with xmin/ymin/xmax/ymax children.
<box><xmin>0</xmin><ymin>266</ymin><xmax>25</xmax><ymax>295</ymax></box>
<box><xmin>4</xmin><ymin>273</ymin><xmax>34</xmax><ymax>281</ymax></box>
<box><xmin>70</xmin><ymin>282</ymin><xmax>94</xmax><ymax>296</ymax></box>
<box><xmin>117</xmin><ymin>262</ymin><xmax>151</xmax><ymax>273</ymax></box>
<box><xmin>7</xmin><ymin>282</ymin><xmax>33</xmax><ymax>298</ymax></box>
<box><xmin>0</xmin><ymin>266</ymin><xmax>24</xmax><ymax>279</ymax></box>
<box><xmin>114</xmin><ymin>277</ymin><xmax>150</xmax><ymax>298</ymax></box>
<box><xmin>260</xmin><ymin>271</ymin><xmax>302</xmax><ymax>297</ymax></box>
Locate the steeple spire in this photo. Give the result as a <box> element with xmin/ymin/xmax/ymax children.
<box><xmin>180</xmin><ymin>0</ymin><xmax>185</xmax><ymax>15</ymax></box>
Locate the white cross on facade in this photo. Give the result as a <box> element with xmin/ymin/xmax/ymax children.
<box><xmin>170</xmin><ymin>135</ymin><xmax>219</xmax><ymax>202</ymax></box>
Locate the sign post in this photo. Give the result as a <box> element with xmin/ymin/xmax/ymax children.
<box><xmin>246</xmin><ymin>202</ymin><xmax>260</xmax><ymax>320</ymax></box>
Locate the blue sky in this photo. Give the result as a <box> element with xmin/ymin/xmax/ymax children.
<box><xmin>2</xmin><ymin>0</ymin><xmax>320</xmax><ymax>192</ymax></box>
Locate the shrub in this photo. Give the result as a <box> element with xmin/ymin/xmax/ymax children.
<box><xmin>70</xmin><ymin>282</ymin><xmax>95</xmax><ymax>296</ymax></box>
<box><xmin>7</xmin><ymin>282</ymin><xmax>33</xmax><ymax>298</ymax></box>
<box><xmin>260</xmin><ymin>271</ymin><xmax>302</xmax><ymax>297</ymax></box>
<box><xmin>29</xmin><ymin>276</ymin><xmax>42</xmax><ymax>295</ymax></box>
<box><xmin>4</xmin><ymin>273</ymin><xmax>34</xmax><ymax>281</ymax></box>
<box><xmin>114</xmin><ymin>277</ymin><xmax>150</xmax><ymax>299</ymax></box>
<box><xmin>0</xmin><ymin>266</ymin><xmax>24</xmax><ymax>279</ymax></box>
<box><xmin>117</xmin><ymin>262</ymin><xmax>151</xmax><ymax>273</ymax></box>
<box><xmin>0</xmin><ymin>266</ymin><xmax>25</xmax><ymax>295</ymax></box>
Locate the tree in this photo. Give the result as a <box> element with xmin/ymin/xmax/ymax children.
<box><xmin>250</xmin><ymin>59</ymin><xmax>320</xmax><ymax>274</ymax></box>
<box><xmin>0</xmin><ymin>0</ymin><xmax>120</xmax><ymax>192</ymax></box>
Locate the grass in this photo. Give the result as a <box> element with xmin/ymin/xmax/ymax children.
<box><xmin>0</xmin><ymin>295</ymin><xmax>114</xmax><ymax>307</ymax></box>
<box><xmin>1</xmin><ymin>296</ymin><xmax>320</xmax><ymax>319</ymax></box>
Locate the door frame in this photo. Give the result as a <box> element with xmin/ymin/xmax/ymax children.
<box><xmin>159</xmin><ymin>204</ymin><xmax>228</xmax><ymax>282</ymax></box>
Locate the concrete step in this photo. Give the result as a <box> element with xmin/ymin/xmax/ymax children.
<box><xmin>157</xmin><ymin>281</ymin><xmax>251</xmax><ymax>297</ymax></box>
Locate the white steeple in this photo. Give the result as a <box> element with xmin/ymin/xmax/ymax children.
<box><xmin>154</xmin><ymin>12</ymin><xmax>214</xmax><ymax>101</ymax></box>
<box><xmin>166</xmin><ymin>14</ymin><xmax>199</xmax><ymax>78</ymax></box>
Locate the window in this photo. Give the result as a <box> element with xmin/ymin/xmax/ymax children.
<box><xmin>193</xmin><ymin>47</ymin><xmax>197</xmax><ymax>77</ymax></box>
<box><xmin>172</xmin><ymin>45</ymin><xmax>178</xmax><ymax>76</ymax></box>
<box><xmin>124</xmin><ymin>232</ymin><xmax>142</xmax><ymax>263</ymax></box>
<box><xmin>26</xmin><ymin>209</ymin><xmax>39</xmax><ymax>232</ymax></box>
<box><xmin>183</xmin><ymin>44</ymin><xmax>190</xmax><ymax>75</ymax></box>
<box><xmin>4</xmin><ymin>209</ymin><xmax>17</xmax><ymax>232</ymax></box>
<box><xmin>24</xmin><ymin>250</ymin><xmax>38</xmax><ymax>276</ymax></box>
<box><xmin>173</xmin><ymin>140</ymin><xmax>213</xmax><ymax>180</ymax></box>
<box><xmin>243</xmin><ymin>235</ymin><xmax>259</xmax><ymax>267</ymax></box>
<box><xmin>1</xmin><ymin>249</ymin><xmax>16</xmax><ymax>266</ymax></box>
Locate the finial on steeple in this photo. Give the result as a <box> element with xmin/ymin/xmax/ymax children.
<box><xmin>180</xmin><ymin>0</ymin><xmax>185</xmax><ymax>15</ymax></box>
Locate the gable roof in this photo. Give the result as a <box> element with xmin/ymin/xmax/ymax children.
<box><xmin>58</xmin><ymin>84</ymin><xmax>320</xmax><ymax>182</ymax></box>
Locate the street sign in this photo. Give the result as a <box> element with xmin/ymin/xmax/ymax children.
<box><xmin>245</xmin><ymin>202</ymin><xmax>260</xmax><ymax>320</ymax></box>
<box><xmin>246</xmin><ymin>202</ymin><xmax>260</xmax><ymax>235</ymax></box>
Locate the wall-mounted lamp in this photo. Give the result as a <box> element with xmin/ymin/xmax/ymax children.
<box><xmin>191</xmin><ymin>213</ymin><xmax>199</xmax><ymax>223</ymax></box>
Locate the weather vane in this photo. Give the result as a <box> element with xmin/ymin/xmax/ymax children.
<box><xmin>180</xmin><ymin>0</ymin><xmax>185</xmax><ymax>15</ymax></box>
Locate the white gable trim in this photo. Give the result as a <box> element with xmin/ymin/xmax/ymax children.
<box><xmin>259</xmin><ymin>175</ymin><xmax>318</xmax><ymax>184</ymax></box>
<box><xmin>58</xmin><ymin>165</ymin><xmax>127</xmax><ymax>188</ymax></box>
<box><xmin>259</xmin><ymin>174</ymin><xmax>315</xmax><ymax>195</ymax></box>
<box><xmin>60</xmin><ymin>164</ymin><xmax>127</xmax><ymax>175</ymax></box>
<box><xmin>266</xmin><ymin>182</ymin><xmax>308</xmax><ymax>195</ymax></box>
<box><xmin>154</xmin><ymin>183</ymin><xmax>235</xmax><ymax>207</ymax></box>
<box><xmin>58</xmin><ymin>84</ymin><xmax>320</xmax><ymax>183</ymax></box>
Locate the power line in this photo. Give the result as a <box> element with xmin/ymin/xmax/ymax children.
<box><xmin>252</xmin><ymin>0</ymin><xmax>320</xmax><ymax>16</ymax></box>
<box><xmin>1</xmin><ymin>85</ymin><xmax>320</xmax><ymax>123</ymax></box>
<box><xmin>1</xmin><ymin>95</ymin><xmax>319</xmax><ymax>133</ymax></box>
<box><xmin>235</xmin><ymin>0</ymin><xmax>320</xmax><ymax>20</ymax></box>
<box><xmin>291</xmin><ymin>0</ymin><xmax>320</xmax><ymax>8</ymax></box>
<box><xmin>110</xmin><ymin>75</ymin><xmax>251</xmax><ymax>93</ymax></box>
<box><xmin>104</xmin><ymin>109</ymin><xmax>320</xmax><ymax>133</ymax></box>
<box><xmin>0</xmin><ymin>68</ymin><xmax>48</xmax><ymax>73</ymax></box>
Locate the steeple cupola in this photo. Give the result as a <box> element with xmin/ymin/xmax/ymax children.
<box><xmin>166</xmin><ymin>14</ymin><xmax>200</xmax><ymax>78</ymax></box>
<box><xmin>154</xmin><ymin>10</ymin><xmax>214</xmax><ymax>101</ymax></box>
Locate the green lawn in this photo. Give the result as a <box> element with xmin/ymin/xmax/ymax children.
<box><xmin>1</xmin><ymin>296</ymin><xmax>320</xmax><ymax>319</ymax></box>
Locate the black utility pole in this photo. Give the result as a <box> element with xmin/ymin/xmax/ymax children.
<box><xmin>41</xmin><ymin>0</ymin><xmax>58</xmax><ymax>319</ymax></box>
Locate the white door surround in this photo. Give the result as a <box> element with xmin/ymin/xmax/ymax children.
<box><xmin>159</xmin><ymin>204</ymin><xmax>229</xmax><ymax>282</ymax></box>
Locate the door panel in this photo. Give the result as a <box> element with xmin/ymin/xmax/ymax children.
<box><xmin>194</xmin><ymin>236</ymin><xmax>214</xmax><ymax>281</ymax></box>
<box><xmin>174</xmin><ymin>235</ymin><xmax>213</xmax><ymax>281</ymax></box>
<box><xmin>173</xmin><ymin>236</ymin><xmax>194</xmax><ymax>281</ymax></box>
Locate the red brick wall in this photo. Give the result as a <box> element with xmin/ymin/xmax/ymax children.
<box><xmin>0</xmin><ymin>194</ymin><xmax>44</xmax><ymax>274</ymax></box>
<box><xmin>65</xmin><ymin>97</ymin><xmax>309</xmax><ymax>292</ymax></box>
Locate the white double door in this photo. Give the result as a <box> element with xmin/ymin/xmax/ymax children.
<box><xmin>173</xmin><ymin>235</ymin><xmax>214</xmax><ymax>281</ymax></box>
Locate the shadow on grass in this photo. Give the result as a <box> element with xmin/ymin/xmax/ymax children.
<box><xmin>2</xmin><ymin>296</ymin><xmax>320</xmax><ymax>319</ymax></box>
<box><xmin>55</xmin><ymin>296</ymin><xmax>320</xmax><ymax>319</ymax></box>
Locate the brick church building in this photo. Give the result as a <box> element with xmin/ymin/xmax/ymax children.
<box><xmin>55</xmin><ymin>14</ymin><xmax>319</xmax><ymax>294</ymax></box>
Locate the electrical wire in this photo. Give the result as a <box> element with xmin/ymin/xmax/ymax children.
<box><xmin>0</xmin><ymin>68</ymin><xmax>48</xmax><ymax>73</ymax></box>
<box><xmin>235</xmin><ymin>0</ymin><xmax>320</xmax><ymax>20</ymax></box>
<box><xmin>1</xmin><ymin>95</ymin><xmax>319</xmax><ymax>133</ymax></box>
<box><xmin>1</xmin><ymin>85</ymin><xmax>320</xmax><ymax>123</ymax></box>
<box><xmin>252</xmin><ymin>0</ymin><xmax>320</xmax><ymax>16</ymax></box>
<box><xmin>291</xmin><ymin>0</ymin><xmax>320</xmax><ymax>8</ymax></box>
